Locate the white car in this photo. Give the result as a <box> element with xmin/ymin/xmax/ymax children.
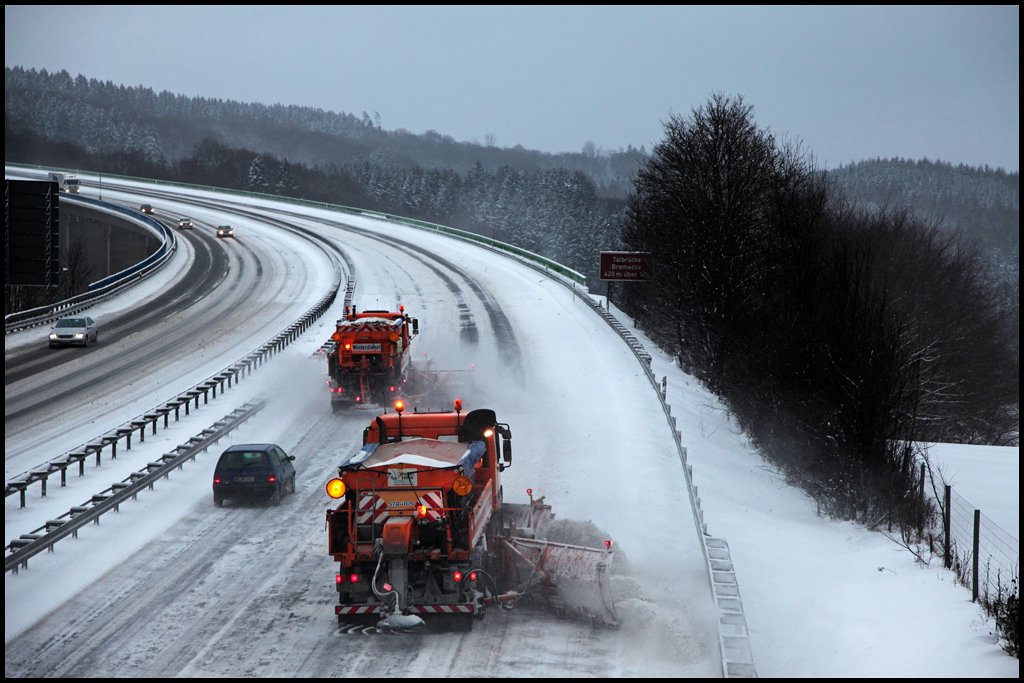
<box><xmin>48</xmin><ymin>316</ymin><xmax>99</xmax><ymax>348</ymax></box>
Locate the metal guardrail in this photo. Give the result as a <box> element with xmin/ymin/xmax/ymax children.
<box><xmin>5</xmin><ymin>163</ymin><xmax>588</xmax><ymax>292</ymax></box>
<box><xmin>6</xmin><ymin>269</ymin><xmax>342</xmax><ymax>506</ymax></box>
<box><xmin>5</xmin><ymin>400</ymin><xmax>265</xmax><ymax>574</ymax></box>
<box><xmin>530</xmin><ymin>275</ymin><xmax>756</xmax><ymax>677</ymax></box>
<box><xmin>5</xmin><ymin>167</ymin><xmax>751</xmax><ymax>675</ymax></box>
<box><xmin>4</xmin><ymin>194</ymin><xmax>177</xmax><ymax>334</ymax></box>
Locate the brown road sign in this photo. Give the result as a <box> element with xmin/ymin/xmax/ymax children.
<box><xmin>599</xmin><ymin>251</ymin><xmax>651</xmax><ymax>281</ymax></box>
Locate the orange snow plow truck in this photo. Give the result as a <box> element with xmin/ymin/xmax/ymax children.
<box><xmin>326</xmin><ymin>305</ymin><xmax>418</xmax><ymax>412</ymax></box>
<box><xmin>325</xmin><ymin>400</ymin><xmax>618</xmax><ymax>632</ymax></box>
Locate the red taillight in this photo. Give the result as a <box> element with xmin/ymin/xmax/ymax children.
<box><xmin>337</xmin><ymin>572</ymin><xmax>360</xmax><ymax>584</ymax></box>
<box><xmin>213</xmin><ymin>476</ymin><xmax>222</xmax><ymax>484</ymax></box>
<box><xmin>350</xmin><ymin>573</ymin><xmax>360</xmax><ymax>584</ymax></box>
<box><xmin>469</xmin><ymin>571</ymin><xmax>478</xmax><ymax>581</ymax></box>
<box><xmin>336</xmin><ymin>573</ymin><xmax>343</xmax><ymax>584</ymax></box>
<box><xmin>604</xmin><ymin>539</ymin><xmax>614</xmax><ymax>550</ymax></box>
<box><xmin>267</xmin><ymin>474</ymin><xmax>277</xmax><ymax>483</ymax></box>
<box><xmin>417</xmin><ymin>504</ymin><xmax>428</xmax><ymax>518</ymax></box>
<box><xmin>453</xmin><ymin>571</ymin><xmax>463</xmax><ymax>582</ymax></box>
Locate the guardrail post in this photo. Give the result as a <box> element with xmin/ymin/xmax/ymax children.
<box><xmin>102</xmin><ymin>435</ymin><xmax>118</xmax><ymax>461</ymax></box>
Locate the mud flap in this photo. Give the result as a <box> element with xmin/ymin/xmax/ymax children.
<box><xmin>500</xmin><ymin>535</ymin><xmax>618</xmax><ymax>628</ymax></box>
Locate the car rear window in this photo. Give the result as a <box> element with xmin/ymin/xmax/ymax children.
<box><xmin>218</xmin><ymin>451</ymin><xmax>268</xmax><ymax>468</ymax></box>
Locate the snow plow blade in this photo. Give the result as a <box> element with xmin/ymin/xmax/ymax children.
<box><xmin>498</xmin><ymin>534</ymin><xmax>618</xmax><ymax>628</ymax></box>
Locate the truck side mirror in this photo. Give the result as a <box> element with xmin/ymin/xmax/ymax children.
<box><xmin>412</xmin><ymin>318</ymin><xmax>419</xmax><ymax>335</ymax></box>
<box><xmin>501</xmin><ymin>439</ymin><xmax>512</xmax><ymax>470</ymax></box>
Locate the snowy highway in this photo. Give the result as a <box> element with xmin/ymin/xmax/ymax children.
<box><xmin>5</xmin><ymin>181</ymin><xmax>721</xmax><ymax>677</ymax></box>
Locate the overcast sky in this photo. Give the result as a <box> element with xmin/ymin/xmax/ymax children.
<box><xmin>4</xmin><ymin>5</ymin><xmax>1019</xmax><ymax>171</ymax></box>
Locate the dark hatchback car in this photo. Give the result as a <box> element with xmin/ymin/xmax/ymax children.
<box><xmin>213</xmin><ymin>443</ymin><xmax>296</xmax><ymax>507</ymax></box>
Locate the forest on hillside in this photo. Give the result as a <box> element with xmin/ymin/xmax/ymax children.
<box><xmin>5</xmin><ymin>66</ymin><xmax>1017</xmax><ymax>306</ymax></box>
<box><xmin>3</xmin><ymin>66</ymin><xmax>647</xmax><ymax>197</ymax></box>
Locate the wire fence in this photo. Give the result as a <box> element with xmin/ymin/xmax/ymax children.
<box><xmin>941</xmin><ymin>486</ymin><xmax>1019</xmax><ymax>612</ymax></box>
<box><xmin>919</xmin><ymin>470</ymin><xmax>1019</xmax><ymax>621</ymax></box>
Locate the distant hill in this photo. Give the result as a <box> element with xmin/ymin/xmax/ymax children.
<box><xmin>828</xmin><ymin>158</ymin><xmax>1018</xmax><ymax>257</ymax></box>
<box><xmin>3</xmin><ymin>66</ymin><xmax>647</xmax><ymax>198</ymax></box>
<box><xmin>5</xmin><ymin>65</ymin><xmax>1017</xmax><ymax>335</ymax></box>
<box><xmin>829</xmin><ymin>158</ymin><xmax>1019</xmax><ymax>352</ymax></box>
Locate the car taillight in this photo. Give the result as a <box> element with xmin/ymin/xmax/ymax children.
<box><xmin>213</xmin><ymin>476</ymin><xmax>222</xmax><ymax>484</ymax></box>
<box><xmin>453</xmin><ymin>570</ymin><xmax>463</xmax><ymax>582</ymax></box>
<box><xmin>267</xmin><ymin>474</ymin><xmax>277</xmax><ymax>483</ymax></box>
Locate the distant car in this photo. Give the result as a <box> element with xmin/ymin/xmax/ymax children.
<box><xmin>212</xmin><ymin>443</ymin><xmax>296</xmax><ymax>507</ymax></box>
<box><xmin>177</xmin><ymin>216</ymin><xmax>194</xmax><ymax>229</ymax></box>
<box><xmin>48</xmin><ymin>316</ymin><xmax>99</xmax><ymax>348</ymax></box>
<box><xmin>216</xmin><ymin>225</ymin><xmax>235</xmax><ymax>238</ymax></box>
<box><xmin>140</xmin><ymin>204</ymin><xmax>155</xmax><ymax>215</ymax></box>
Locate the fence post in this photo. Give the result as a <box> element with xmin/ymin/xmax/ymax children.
<box><xmin>918</xmin><ymin>462</ymin><xmax>925</xmax><ymax>540</ymax></box>
<box><xmin>943</xmin><ymin>485</ymin><xmax>951</xmax><ymax>569</ymax></box>
<box><xmin>972</xmin><ymin>509</ymin><xmax>980</xmax><ymax>603</ymax></box>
